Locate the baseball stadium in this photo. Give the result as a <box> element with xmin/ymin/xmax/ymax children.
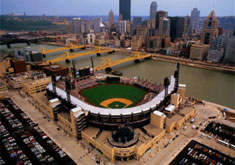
<box><xmin>45</xmin><ymin>64</ymin><xmax>184</xmax><ymax>161</ymax></box>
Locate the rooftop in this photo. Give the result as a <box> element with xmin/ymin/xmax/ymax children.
<box><xmin>144</xmin><ymin>124</ymin><xmax>165</xmax><ymax>137</ymax></box>
<box><xmin>166</xmin><ymin>114</ymin><xmax>184</xmax><ymax>125</ymax></box>
<box><xmin>179</xmin><ymin>107</ymin><xmax>195</xmax><ymax>116</ymax></box>
<box><xmin>153</xmin><ymin>110</ymin><xmax>165</xmax><ymax>117</ymax></box>
<box><xmin>165</xmin><ymin>104</ymin><xmax>176</xmax><ymax>112</ymax></box>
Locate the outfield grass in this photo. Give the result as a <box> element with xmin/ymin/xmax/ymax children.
<box><xmin>80</xmin><ymin>84</ymin><xmax>146</xmax><ymax>109</ymax></box>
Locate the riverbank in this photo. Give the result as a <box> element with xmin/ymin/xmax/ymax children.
<box><xmin>151</xmin><ymin>54</ymin><xmax>235</xmax><ymax>74</ymax></box>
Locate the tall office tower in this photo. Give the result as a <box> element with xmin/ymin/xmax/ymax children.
<box><xmin>200</xmin><ymin>10</ymin><xmax>219</xmax><ymax>45</ymax></box>
<box><xmin>72</xmin><ymin>18</ymin><xmax>82</xmax><ymax>34</ymax></box>
<box><xmin>223</xmin><ymin>37</ymin><xmax>235</xmax><ymax>65</ymax></box>
<box><xmin>158</xmin><ymin>17</ymin><xmax>171</xmax><ymax>37</ymax></box>
<box><xmin>109</xmin><ymin>9</ymin><xmax>114</xmax><ymax>28</ymax></box>
<box><xmin>133</xmin><ymin>17</ymin><xmax>142</xmax><ymax>28</ymax></box>
<box><xmin>156</xmin><ymin>11</ymin><xmax>168</xmax><ymax>30</ymax></box>
<box><xmin>81</xmin><ymin>21</ymin><xmax>91</xmax><ymax>33</ymax></box>
<box><xmin>118</xmin><ymin>21</ymin><xmax>127</xmax><ymax>34</ymax></box>
<box><xmin>189</xmin><ymin>8</ymin><xmax>200</xmax><ymax>35</ymax></box>
<box><xmin>206</xmin><ymin>36</ymin><xmax>225</xmax><ymax>63</ymax></box>
<box><xmin>93</xmin><ymin>18</ymin><xmax>102</xmax><ymax>33</ymax></box>
<box><xmin>150</xmin><ymin>1</ymin><xmax>158</xmax><ymax>20</ymax></box>
<box><xmin>119</xmin><ymin>0</ymin><xmax>131</xmax><ymax>21</ymax></box>
<box><xmin>168</xmin><ymin>17</ymin><xmax>185</xmax><ymax>41</ymax></box>
<box><xmin>184</xmin><ymin>16</ymin><xmax>190</xmax><ymax>35</ymax></box>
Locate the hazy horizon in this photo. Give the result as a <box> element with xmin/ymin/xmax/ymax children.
<box><xmin>1</xmin><ymin>0</ymin><xmax>235</xmax><ymax>17</ymax></box>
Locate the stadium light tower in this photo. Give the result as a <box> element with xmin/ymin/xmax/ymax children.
<box><xmin>164</xmin><ymin>77</ymin><xmax>170</xmax><ymax>98</ymax></box>
<box><xmin>65</xmin><ymin>77</ymin><xmax>71</xmax><ymax>103</ymax></box>
<box><xmin>52</xmin><ymin>74</ymin><xmax>57</xmax><ymax>94</ymax></box>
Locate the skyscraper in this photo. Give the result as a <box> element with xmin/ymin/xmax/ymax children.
<box><xmin>189</xmin><ymin>8</ymin><xmax>200</xmax><ymax>35</ymax></box>
<box><xmin>168</xmin><ymin>17</ymin><xmax>185</xmax><ymax>41</ymax></box>
<box><xmin>72</xmin><ymin>18</ymin><xmax>82</xmax><ymax>34</ymax></box>
<box><xmin>92</xmin><ymin>18</ymin><xmax>102</xmax><ymax>33</ymax></box>
<box><xmin>155</xmin><ymin>11</ymin><xmax>170</xmax><ymax>37</ymax></box>
<box><xmin>206</xmin><ymin>36</ymin><xmax>225</xmax><ymax>63</ymax></box>
<box><xmin>133</xmin><ymin>17</ymin><xmax>142</xmax><ymax>28</ymax></box>
<box><xmin>200</xmin><ymin>10</ymin><xmax>219</xmax><ymax>45</ymax></box>
<box><xmin>184</xmin><ymin>16</ymin><xmax>190</xmax><ymax>35</ymax></box>
<box><xmin>156</xmin><ymin>11</ymin><xmax>168</xmax><ymax>30</ymax></box>
<box><xmin>118</xmin><ymin>20</ymin><xmax>128</xmax><ymax>34</ymax></box>
<box><xmin>158</xmin><ymin>17</ymin><xmax>171</xmax><ymax>37</ymax></box>
<box><xmin>119</xmin><ymin>0</ymin><xmax>131</xmax><ymax>21</ymax></box>
<box><xmin>150</xmin><ymin>1</ymin><xmax>158</xmax><ymax>20</ymax></box>
<box><xmin>223</xmin><ymin>37</ymin><xmax>235</xmax><ymax>65</ymax></box>
<box><xmin>109</xmin><ymin>9</ymin><xmax>114</xmax><ymax>28</ymax></box>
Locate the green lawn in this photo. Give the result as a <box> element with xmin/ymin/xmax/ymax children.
<box><xmin>80</xmin><ymin>84</ymin><xmax>146</xmax><ymax>109</ymax></box>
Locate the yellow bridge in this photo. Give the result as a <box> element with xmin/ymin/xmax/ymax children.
<box><xmin>94</xmin><ymin>52</ymin><xmax>152</xmax><ymax>71</ymax></box>
<box><xmin>40</xmin><ymin>44</ymin><xmax>86</xmax><ymax>55</ymax></box>
<box><xmin>44</xmin><ymin>47</ymin><xmax>114</xmax><ymax>64</ymax></box>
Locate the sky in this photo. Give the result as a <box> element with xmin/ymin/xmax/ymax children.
<box><xmin>1</xmin><ymin>0</ymin><xmax>235</xmax><ymax>17</ymax></box>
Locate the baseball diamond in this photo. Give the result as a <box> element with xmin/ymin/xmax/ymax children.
<box><xmin>80</xmin><ymin>84</ymin><xmax>147</xmax><ymax>109</ymax></box>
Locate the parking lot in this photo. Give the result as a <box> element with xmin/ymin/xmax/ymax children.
<box><xmin>202</xmin><ymin>122</ymin><xmax>235</xmax><ymax>147</ymax></box>
<box><xmin>0</xmin><ymin>98</ymin><xmax>75</xmax><ymax>164</ymax></box>
<box><xmin>170</xmin><ymin>140</ymin><xmax>235</xmax><ymax>165</ymax></box>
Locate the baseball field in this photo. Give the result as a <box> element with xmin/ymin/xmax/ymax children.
<box><xmin>80</xmin><ymin>84</ymin><xmax>147</xmax><ymax>109</ymax></box>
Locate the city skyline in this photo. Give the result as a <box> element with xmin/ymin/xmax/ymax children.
<box><xmin>1</xmin><ymin>0</ymin><xmax>234</xmax><ymax>17</ymax></box>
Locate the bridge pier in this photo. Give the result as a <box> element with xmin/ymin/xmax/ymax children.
<box><xmin>65</xmin><ymin>59</ymin><xmax>70</xmax><ymax>63</ymax></box>
<box><xmin>97</xmin><ymin>53</ymin><xmax>101</xmax><ymax>56</ymax></box>
<box><xmin>105</xmin><ymin>67</ymin><xmax>112</xmax><ymax>72</ymax></box>
<box><xmin>108</xmin><ymin>50</ymin><xmax>115</xmax><ymax>54</ymax></box>
<box><xmin>134</xmin><ymin>59</ymin><xmax>140</xmax><ymax>63</ymax></box>
<box><xmin>145</xmin><ymin>57</ymin><xmax>151</xmax><ymax>60</ymax></box>
<box><xmin>7</xmin><ymin>43</ymin><xmax>11</xmax><ymax>49</ymax></box>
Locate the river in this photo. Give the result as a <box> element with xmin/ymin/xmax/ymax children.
<box><xmin>1</xmin><ymin>43</ymin><xmax>234</xmax><ymax>109</ymax></box>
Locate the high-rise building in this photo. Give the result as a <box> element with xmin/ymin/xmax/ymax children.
<box><xmin>200</xmin><ymin>10</ymin><xmax>219</xmax><ymax>45</ymax></box>
<box><xmin>158</xmin><ymin>17</ymin><xmax>170</xmax><ymax>37</ymax></box>
<box><xmin>168</xmin><ymin>17</ymin><xmax>185</xmax><ymax>41</ymax></box>
<box><xmin>142</xmin><ymin>20</ymin><xmax>156</xmax><ymax>37</ymax></box>
<box><xmin>119</xmin><ymin>0</ymin><xmax>131</xmax><ymax>21</ymax></box>
<box><xmin>206</xmin><ymin>36</ymin><xmax>225</xmax><ymax>63</ymax></box>
<box><xmin>184</xmin><ymin>16</ymin><xmax>190</xmax><ymax>35</ymax></box>
<box><xmin>81</xmin><ymin>21</ymin><xmax>91</xmax><ymax>33</ymax></box>
<box><xmin>150</xmin><ymin>1</ymin><xmax>158</xmax><ymax>20</ymax></box>
<box><xmin>136</xmin><ymin>25</ymin><xmax>148</xmax><ymax>39</ymax></box>
<box><xmin>109</xmin><ymin>9</ymin><xmax>114</xmax><ymax>28</ymax></box>
<box><xmin>223</xmin><ymin>37</ymin><xmax>235</xmax><ymax>65</ymax></box>
<box><xmin>133</xmin><ymin>17</ymin><xmax>142</xmax><ymax>28</ymax></box>
<box><xmin>131</xmin><ymin>35</ymin><xmax>143</xmax><ymax>51</ymax></box>
<box><xmin>72</xmin><ymin>18</ymin><xmax>82</xmax><ymax>34</ymax></box>
<box><xmin>118</xmin><ymin>21</ymin><xmax>127</xmax><ymax>34</ymax></box>
<box><xmin>189</xmin><ymin>8</ymin><xmax>200</xmax><ymax>35</ymax></box>
<box><xmin>156</xmin><ymin>11</ymin><xmax>168</xmax><ymax>30</ymax></box>
<box><xmin>92</xmin><ymin>18</ymin><xmax>102</xmax><ymax>33</ymax></box>
<box><xmin>146</xmin><ymin>36</ymin><xmax>162</xmax><ymax>52</ymax></box>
